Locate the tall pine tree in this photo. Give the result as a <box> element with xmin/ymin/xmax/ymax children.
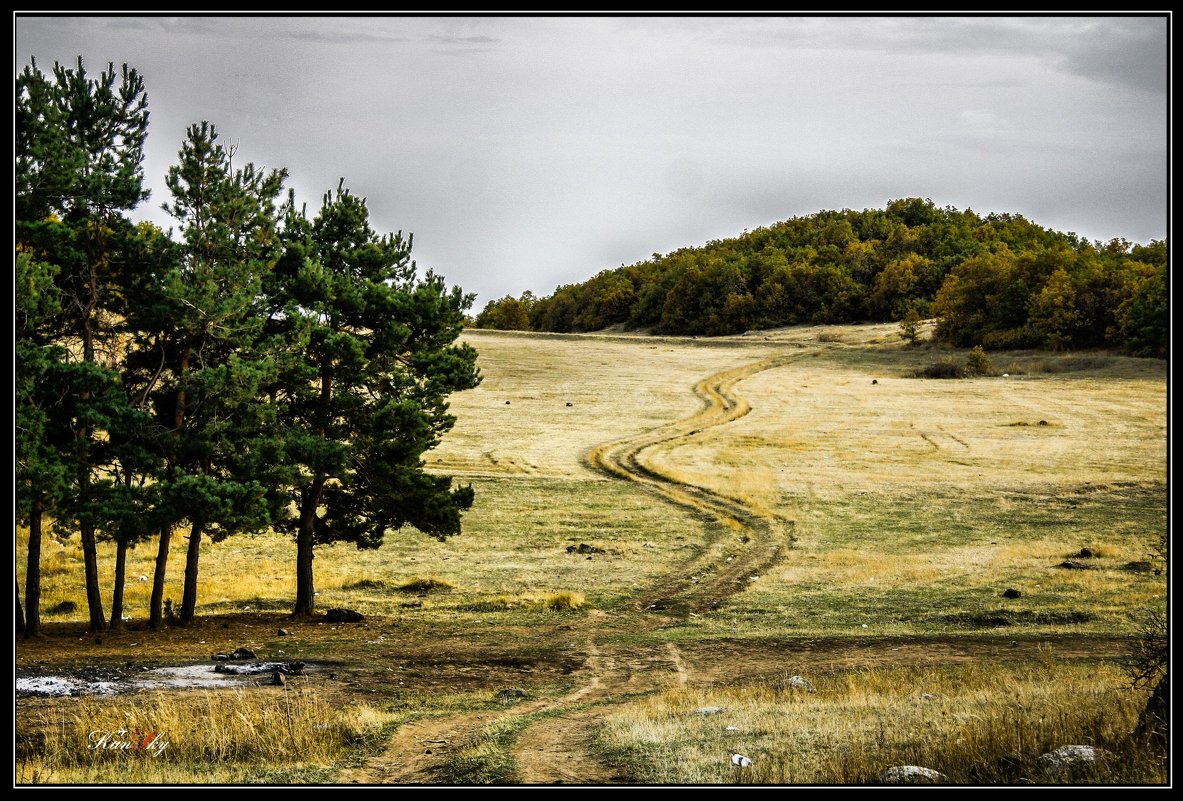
<box><xmin>266</xmin><ymin>183</ymin><xmax>481</xmax><ymax>616</ymax></box>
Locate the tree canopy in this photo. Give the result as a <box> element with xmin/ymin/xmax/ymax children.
<box><xmin>474</xmin><ymin>199</ymin><xmax>1166</xmax><ymax>357</ymax></box>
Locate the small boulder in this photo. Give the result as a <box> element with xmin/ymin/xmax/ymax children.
<box><xmin>505</xmin><ymin>400</ymin><xmax>511</xmax><ymax>405</ymax></box>
<box><xmin>496</xmin><ymin>687</ymin><xmax>527</xmax><ymax>703</ymax></box>
<box><xmin>731</xmin><ymin>753</ymin><xmax>752</xmax><ymax>768</ymax></box>
<box><xmin>324</xmin><ymin>608</ymin><xmax>364</xmax><ymax>623</ymax></box>
<box><xmin>1075</xmin><ymin>547</ymin><xmax>1095</xmax><ymax>558</ymax></box>
<box><xmin>230</xmin><ymin>647</ymin><xmax>257</xmax><ymax>660</ymax></box>
<box><xmin>566</xmin><ymin>402</ymin><xmax>573</xmax><ymax>407</ymax></box>
<box><xmin>694</xmin><ymin>706</ymin><xmax>726</xmax><ymax>716</ymax></box>
<box><xmin>271</xmin><ymin>671</ymin><xmax>286</xmax><ymax>687</ymax></box>
<box><xmin>277</xmin><ymin>628</ymin><xmax>290</xmax><ymax>636</ymax></box>
<box><xmin>568</xmin><ymin>543</ymin><xmax>600</xmax><ymax>555</ymax></box>
<box><xmin>1038</xmin><ymin>420</ymin><xmax>1049</xmax><ymax>426</ymax></box>
<box><xmin>1037</xmin><ymin>745</ymin><xmax>1107</xmax><ymax>777</ymax></box>
<box><xmin>780</xmin><ymin>675</ymin><xmax>816</xmax><ymax>692</ymax></box>
<box><xmin>1057</xmin><ymin>561</ymin><xmax>1089</xmax><ymax>570</ymax></box>
<box><xmin>880</xmin><ymin>765</ymin><xmax>946</xmax><ymax>785</ymax></box>
<box><xmin>871</xmin><ymin>379</ymin><xmax>878</xmax><ymax>385</ymax></box>
<box><xmin>212</xmin><ymin>653</ymin><xmax>230</xmax><ymax>661</ymax></box>
<box><xmin>1002</xmin><ymin>588</ymin><xmax>1022</xmax><ymax>599</ymax></box>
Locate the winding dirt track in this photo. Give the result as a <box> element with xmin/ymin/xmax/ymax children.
<box><xmin>343</xmin><ymin>353</ymin><xmax>801</xmax><ymax>785</ymax></box>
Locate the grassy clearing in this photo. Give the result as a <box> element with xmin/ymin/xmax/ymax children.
<box><xmin>16</xmin><ymin>324</ymin><xmax>1168</xmax><ymax>784</ymax></box>
<box><xmin>596</xmin><ymin>660</ymin><xmax>1165</xmax><ymax>785</ymax></box>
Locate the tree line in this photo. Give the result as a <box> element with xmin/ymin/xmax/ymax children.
<box><xmin>474</xmin><ymin>197</ymin><xmax>1166</xmax><ymax>358</ymax></box>
<box><xmin>16</xmin><ymin>58</ymin><xmax>481</xmax><ymax>636</ymax></box>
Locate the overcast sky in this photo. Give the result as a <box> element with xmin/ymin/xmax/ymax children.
<box><xmin>15</xmin><ymin>14</ymin><xmax>1169</xmax><ymax>310</ymax></box>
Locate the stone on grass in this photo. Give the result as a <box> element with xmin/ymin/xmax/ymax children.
<box><xmin>1002</xmin><ymin>588</ymin><xmax>1022</xmax><ymax>599</ymax></box>
<box><xmin>731</xmin><ymin>754</ymin><xmax>752</xmax><ymax>768</ymax></box>
<box><xmin>496</xmin><ymin>687</ymin><xmax>527</xmax><ymax>703</ymax></box>
<box><xmin>880</xmin><ymin>765</ymin><xmax>946</xmax><ymax>784</ymax></box>
<box><xmin>230</xmin><ymin>647</ymin><xmax>257</xmax><ymax>660</ymax></box>
<box><xmin>1037</xmin><ymin>745</ymin><xmax>1108</xmax><ymax>777</ymax></box>
<box><xmin>324</xmin><ymin>608</ymin><xmax>365</xmax><ymax>623</ymax></box>
<box><xmin>694</xmin><ymin>706</ymin><xmax>726</xmax><ymax>716</ymax></box>
<box><xmin>1057</xmin><ymin>561</ymin><xmax>1090</xmax><ymax>570</ymax></box>
<box><xmin>778</xmin><ymin>675</ymin><xmax>816</xmax><ymax>693</ymax></box>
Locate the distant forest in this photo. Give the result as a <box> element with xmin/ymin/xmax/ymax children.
<box><xmin>474</xmin><ymin>198</ymin><xmax>1166</xmax><ymax>357</ymax></box>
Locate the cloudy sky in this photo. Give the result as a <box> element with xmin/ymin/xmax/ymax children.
<box><xmin>15</xmin><ymin>15</ymin><xmax>1169</xmax><ymax>310</ymax></box>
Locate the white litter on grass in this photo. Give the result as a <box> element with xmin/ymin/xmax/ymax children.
<box><xmin>731</xmin><ymin>754</ymin><xmax>753</xmax><ymax>768</ymax></box>
<box><xmin>861</xmin><ymin>624</ymin><xmax>869</xmax><ymax>628</ymax></box>
<box><xmin>724</xmin><ymin>726</ymin><xmax>739</xmax><ymax>732</ymax></box>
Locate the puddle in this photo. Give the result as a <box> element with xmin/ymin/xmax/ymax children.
<box><xmin>16</xmin><ymin>661</ymin><xmax>317</xmax><ymax>697</ymax></box>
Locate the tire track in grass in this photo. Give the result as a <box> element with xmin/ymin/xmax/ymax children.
<box><xmin>345</xmin><ymin>349</ymin><xmax>809</xmax><ymax>785</ymax></box>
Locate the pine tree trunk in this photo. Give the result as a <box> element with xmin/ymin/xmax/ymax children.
<box><xmin>16</xmin><ymin>576</ymin><xmax>25</xmax><ymax>637</ymax></box>
<box><xmin>150</xmin><ymin>524</ymin><xmax>172</xmax><ymax>630</ymax></box>
<box><xmin>24</xmin><ymin>501</ymin><xmax>42</xmax><ymax>637</ymax></box>
<box><xmin>179</xmin><ymin>520</ymin><xmax>203</xmax><ymax>624</ymax></box>
<box><xmin>109</xmin><ymin>537</ymin><xmax>128</xmax><ymax>631</ymax></box>
<box><xmin>80</xmin><ymin>521</ymin><xmax>106</xmax><ymax>632</ymax></box>
<box><xmin>293</xmin><ymin>480</ymin><xmax>324</xmax><ymax>617</ymax></box>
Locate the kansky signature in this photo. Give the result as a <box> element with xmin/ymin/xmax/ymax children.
<box><xmin>88</xmin><ymin>728</ymin><xmax>171</xmax><ymax>757</ymax></box>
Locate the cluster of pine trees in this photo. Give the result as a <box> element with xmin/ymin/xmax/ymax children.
<box><xmin>475</xmin><ymin>197</ymin><xmax>1166</xmax><ymax>357</ymax></box>
<box><xmin>16</xmin><ymin>58</ymin><xmax>481</xmax><ymax>636</ymax></box>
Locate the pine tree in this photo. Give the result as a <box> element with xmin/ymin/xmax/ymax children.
<box><xmin>138</xmin><ymin>122</ymin><xmax>288</xmax><ymax>626</ymax></box>
<box><xmin>266</xmin><ymin>182</ymin><xmax>481</xmax><ymax>616</ymax></box>
<box><xmin>15</xmin><ymin>57</ymin><xmax>150</xmax><ymax>632</ymax></box>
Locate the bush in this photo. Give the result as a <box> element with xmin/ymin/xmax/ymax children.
<box><xmin>965</xmin><ymin>346</ymin><xmax>996</xmax><ymax>376</ymax></box>
<box><xmin>916</xmin><ymin>360</ymin><xmax>965</xmax><ymax>379</ymax></box>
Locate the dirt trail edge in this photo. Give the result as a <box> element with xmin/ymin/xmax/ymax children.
<box><xmin>344</xmin><ymin>352</ymin><xmax>802</xmax><ymax>785</ymax></box>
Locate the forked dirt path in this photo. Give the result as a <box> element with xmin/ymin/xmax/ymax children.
<box><xmin>345</xmin><ymin>352</ymin><xmax>803</xmax><ymax>784</ymax></box>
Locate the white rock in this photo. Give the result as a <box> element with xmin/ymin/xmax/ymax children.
<box><xmin>880</xmin><ymin>765</ymin><xmax>946</xmax><ymax>784</ymax></box>
<box><xmin>1038</xmin><ymin>745</ymin><xmax>1107</xmax><ymax>776</ymax></box>
<box><xmin>724</xmin><ymin>726</ymin><xmax>739</xmax><ymax>732</ymax></box>
<box><xmin>783</xmin><ymin>675</ymin><xmax>815</xmax><ymax>692</ymax></box>
<box><xmin>731</xmin><ymin>753</ymin><xmax>753</xmax><ymax>768</ymax></box>
<box><xmin>138</xmin><ymin>575</ymin><xmax>148</xmax><ymax>582</ymax></box>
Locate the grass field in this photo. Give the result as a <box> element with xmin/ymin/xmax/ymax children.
<box><xmin>16</xmin><ymin>324</ymin><xmax>1168</xmax><ymax>784</ymax></box>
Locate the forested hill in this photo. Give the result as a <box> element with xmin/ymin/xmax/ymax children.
<box><xmin>474</xmin><ymin>198</ymin><xmax>1166</xmax><ymax>357</ymax></box>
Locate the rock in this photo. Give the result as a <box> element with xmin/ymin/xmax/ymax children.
<box><xmin>567</xmin><ymin>543</ymin><xmax>600</xmax><ymax>555</ymax></box>
<box><xmin>1002</xmin><ymin>588</ymin><xmax>1022</xmax><ymax>599</ymax></box>
<box><xmin>694</xmin><ymin>706</ymin><xmax>726</xmax><ymax>716</ymax></box>
<box><xmin>212</xmin><ymin>653</ymin><xmax>230</xmax><ymax>661</ymax></box>
<box><xmin>230</xmin><ymin>647</ymin><xmax>257</xmax><ymax>660</ymax></box>
<box><xmin>271</xmin><ymin>671</ymin><xmax>286</xmax><ymax>687</ymax></box>
<box><xmin>871</xmin><ymin>379</ymin><xmax>878</xmax><ymax>385</ymax></box>
<box><xmin>505</xmin><ymin>400</ymin><xmax>511</xmax><ymax>405</ymax></box>
<box><xmin>1057</xmin><ymin>561</ymin><xmax>1090</xmax><ymax>570</ymax></box>
<box><xmin>1123</xmin><ymin>561</ymin><xmax>1154</xmax><ymax>573</ymax></box>
<box><xmin>400</xmin><ymin>600</ymin><xmax>422</xmax><ymax>609</ymax></box>
<box><xmin>1038</xmin><ymin>420</ymin><xmax>1049</xmax><ymax>426</ymax></box>
<box><xmin>496</xmin><ymin>687</ymin><xmax>527</xmax><ymax>703</ymax></box>
<box><xmin>731</xmin><ymin>753</ymin><xmax>753</xmax><ymax>768</ymax></box>
<box><xmin>282</xmin><ymin>661</ymin><xmax>307</xmax><ymax>676</ymax></box>
<box><xmin>566</xmin><ymin>402</ymin><xmax>573</xmax><ymax>407</ymax></box>
<box><xmin>277</xmin><ymin>628</ymin><xmax>290</xmax><ymax>636</ymax></box>
<box><xmin>724</xmin><ymin>725</ymin><xmax>739</xmax><ymax>732</ymax></box>
<box><xmin>778</xmin><ymin>675</ymin><xmax>816</xmax><ymax>693</ymax></box>
<box><xmin>138</xmin><ymin>575</ymin><xmax>148</xmax><ymax>582</ymax></box>
<box><xmin>880</xmin><ymin>765</ymin><xmax>947</xmax><ymax>784</ymax></box>
<box><xmin>1037</xmin><ymin>745</ymin><xmax>1108</xmax><ymax>777</ymax></box>
<box><xmin>1075</xmin><ymin>547</ymin><xmax>1095</xmax><ymax>558</ymax></box>
<box><xmin>324</xmin><ymin>608</ymin><xmax>364</xmax><ymax>623</ymax></box>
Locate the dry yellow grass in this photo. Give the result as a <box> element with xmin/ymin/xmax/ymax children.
<box><xmin>597</xmin><ymin>661</ymin><xmax>1164</xmax><ymax>784</ymax></box>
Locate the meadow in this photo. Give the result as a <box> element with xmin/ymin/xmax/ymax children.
<box><xmin>15</xmin><ymin>324</ymin><xmax>1167</xmax><ymax>784</ymax></box>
